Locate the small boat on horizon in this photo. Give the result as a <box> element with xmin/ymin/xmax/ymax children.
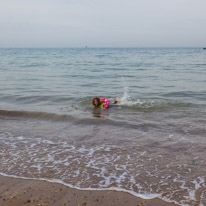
<box><xmin>203</xmin><ymin>48</ymin><xmax>206</xmax><ymax>50</ymax></box>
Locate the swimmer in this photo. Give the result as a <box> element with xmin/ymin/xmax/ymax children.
<box><xmin>93</xmin><ymin>97</ymin><xmax>121</xmax><ymax>109</ymax></box>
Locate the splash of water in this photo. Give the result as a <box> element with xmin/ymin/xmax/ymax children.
<box><xmin>119</xmin><ymin>78</ymin><xmax>141</xmax><ymax>106</ymax></box>
<box><xmin>122</xmin><ymin>79</ymin><xmax>130</xmax><ymax>102</ymax></box>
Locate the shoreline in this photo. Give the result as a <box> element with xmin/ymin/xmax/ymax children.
<box><xmin>0</xmin><ymin>174</ymin><xmax>179</xmax><ymax>206</ymax></box>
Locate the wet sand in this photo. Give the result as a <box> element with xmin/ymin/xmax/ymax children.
<box><xmin>0</xmin><ymin>175</ymin><xmax>179</xmax><ymax>206</ymax></box>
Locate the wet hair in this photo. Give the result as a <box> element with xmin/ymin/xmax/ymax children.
<box><xmin>93</xmin><ymin>97</ymin><xmax>101</xmax><ymax>107</ymax></box>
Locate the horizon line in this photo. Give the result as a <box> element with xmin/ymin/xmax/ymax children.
<box><xmin>0</xmin><ymin>46</ymin><xmax>205</xmax><ymax>49</ymax></box>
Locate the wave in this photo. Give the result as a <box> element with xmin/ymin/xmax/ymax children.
<box><xmin>0</xmin><ymin>109</ymin><xmax>75</xmax><ymax>121</ymax></box>
<box><xmin>0</xmin><ymin>91</ymin><xmax>201</xmax><ymax>115</ymax></box>
<box><xmin>0</xmin><ymin>172</ymin><xmax>160</xmax><ymax>200</ymax></box>
<box><xmin>0</xmin><ymin>94</ymin><xmax>73</xmax><ymax>104</ymax></box>
<box><xmin>0</xmin><ymin>109</ymin><xmax>162</xmax><ymax>132</ymax></box>
<box><xmin>118</xmin><ymin>98</ymin><xmax>195</xmax><ymax>112</ymax></box>
<box><xmin>82</xmin><ymin>96</ymin><xmax>195</xmax><ymax>113</ymax></box>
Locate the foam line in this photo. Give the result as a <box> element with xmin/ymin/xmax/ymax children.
<box><xmin>0</xmin><ymin>172</ymin><xmax>159</xmax><ymax>200</ymax></box>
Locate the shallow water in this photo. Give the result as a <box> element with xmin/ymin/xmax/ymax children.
<box><xmin>0</xmin><ymin>48</ymin><xmax>206</xmax><ymax>205</ymax></box>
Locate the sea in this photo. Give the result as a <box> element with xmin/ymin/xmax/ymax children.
<box><xmin>0</xmin><ymin>48</ymin><xmax>206</xmax><ymax>206</ymax></box>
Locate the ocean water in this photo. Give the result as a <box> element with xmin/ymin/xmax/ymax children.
<box><xmin>0</xmin><ymin>48</ymin><xmax>206</xmax><ymax>205</ymax></box>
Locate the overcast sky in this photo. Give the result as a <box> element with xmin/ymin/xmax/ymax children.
<box><xmin>0</xmin><ymin>0</ymin><xmax>206</xmax><ymax>47</ymax></box>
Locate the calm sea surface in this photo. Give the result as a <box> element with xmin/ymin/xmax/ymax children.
<box><xmin>0</xmin><ymin>48</ymin><xmax>206</xmax><ymax>205</ymax></box>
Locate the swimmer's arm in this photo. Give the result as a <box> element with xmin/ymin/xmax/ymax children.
<box><xmin>114</xmin><ymin>99</ymin><xmax>121</xmax><ymax>104</ymax></box>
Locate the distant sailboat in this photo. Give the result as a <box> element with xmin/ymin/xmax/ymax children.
<box><xmin>85</xmin><ymin>45</ymin><xmax>88</xmax><ymax>49</ymax></box>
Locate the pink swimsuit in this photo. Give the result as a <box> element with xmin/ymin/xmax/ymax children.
<box><xmin>100</xmin><ymin>98</ymin><xmax>110</xmax><ymax>109</ymax></box>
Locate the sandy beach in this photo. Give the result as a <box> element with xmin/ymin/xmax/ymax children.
<box><xmin>0</xmin><ymin>175</ymin><xmax>179</xmax><ymax>206</ymax></box>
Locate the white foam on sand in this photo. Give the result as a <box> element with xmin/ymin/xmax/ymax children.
<box><xmin>0</xmin><ymin>172</ymin><xmax>160</xmax><ymax>200</ymax></box>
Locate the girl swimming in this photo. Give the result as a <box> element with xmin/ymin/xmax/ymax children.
<box><xmin>93</xmin><ymin>97</ymin><xmax>121</xmax><ymax>109</ymax></box>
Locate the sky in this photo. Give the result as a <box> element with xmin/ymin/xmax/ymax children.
<box><xmin>0</xmin><ymin>0</ymin><xmax>206</xmax><ymax>48</ymax></box>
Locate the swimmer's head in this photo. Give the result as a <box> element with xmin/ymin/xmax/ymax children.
<box><xmin>93</xmin><ymin>97</ymin><xmax>101</xmax><ymax>107</ymax></box>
